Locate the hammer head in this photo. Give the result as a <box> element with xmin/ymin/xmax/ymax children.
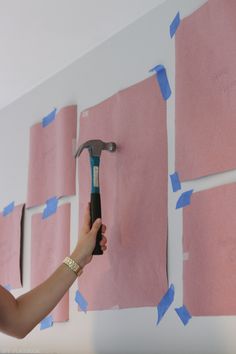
<box><xmin>75</xmin><ymin>139</ymin><xmax>116</xmax><ymax>158</ymax></box>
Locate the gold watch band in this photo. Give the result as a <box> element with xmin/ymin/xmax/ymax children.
<box><xmin>63</xmin><ymin>256</ymin><xmax>83</xmax><ymax>276</ymax></box>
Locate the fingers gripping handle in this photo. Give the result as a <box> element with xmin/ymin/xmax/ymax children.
<box><xmin>90</xmin><ymin>193</ymin><xmax>103</xmax><ymax>255</ymax></box>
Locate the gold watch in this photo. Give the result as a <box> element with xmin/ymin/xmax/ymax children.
<box><xmin>63</xmin><ymin>256</ymin><xmax>83</xmax><ymax>276</ymax></box>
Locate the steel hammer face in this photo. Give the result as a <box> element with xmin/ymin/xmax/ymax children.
<box><xmin>75</xmin><ymin>139</ymin><xmax>116</xmax><ymax>255</ymax></box>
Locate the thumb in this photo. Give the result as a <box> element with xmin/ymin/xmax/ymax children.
<box><xmin>90</xmin><ymin>218</ymin><xmax>102</xmax><ymax>236</ymax></box>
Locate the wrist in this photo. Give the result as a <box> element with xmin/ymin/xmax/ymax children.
<box><xmin>70</xmin><ymin>250</ymin><xmax>86</xmax><ymax>268</ymax></box>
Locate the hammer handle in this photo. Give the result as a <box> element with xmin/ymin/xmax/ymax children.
<box><xmin>90</xmin><ymin>193</ymin><xmax>103</xmax><ymax>255</ymax></box>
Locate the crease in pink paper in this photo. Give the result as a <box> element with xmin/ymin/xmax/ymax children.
<box><xmin>78</xmin><ymin>75</ymin><xmax>168</xmax><ymax>310</ymax></box>
<box><xmin>31</xmin><ymin>204</ymin><xmax>70</xmax><ymax>322</ymax></box>
<box><xmin>176</xmin><ymin>0</ymin><xmax>236</xmax><ymax>181</ymax></box>
<box><xmin>27</xmin><ymin>105</ymin><xmax>77</xmax><ymax>208</ymax></box>
<box><xmin>0</xmin><ymin>204</ymin><xmax>24</xmax><ymax>289</ymax></box>
<box><xmin>183</xmin><ymin>183</ymin><xmax>236</xmax><ymax>316</ymax></box>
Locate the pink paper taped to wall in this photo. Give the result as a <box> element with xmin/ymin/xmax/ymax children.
<box><xmin>183</xmin><ymin>183</ymin><xmax>236</xmax><ymax>316</ymax></box>
<box><xmin>77</xmin><ymin>75</ymin><xmax>168</xmax><ymax>310</ymax></box>
<box><xmin>0</xmin><ymin>204</ymin><xmax>24</xmax><ymax>289</ymax></box>
<box><xmin>27</xmin><ymin>105</ymin><xmax>77</xmax><ymax>208</ymax></box>
<box><xmin>176</xmin><ymin>0</ymin><xmax>236</xmax><ymax>181</ymax></box>
<box><xmin>31</xmin><ymin>204</ymin><xmax>70</xmax><ymax>321</ymax></box>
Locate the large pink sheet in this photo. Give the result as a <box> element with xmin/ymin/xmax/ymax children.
<box><xmin>78</xmin><ymin>75</ymin><xmax>168</xmax><ymax>310</ymax></box>
<box><xmin>176</xmin><ymin>0</ymin><xmax>236</xmax><ymax>181</ymax></box>
<box><xmin>0</xmin><ymin>204</ymin><xmax>24</xmax><ymax>289</ymax></box>
<box><xmin>27</xmin><ymin>105</ymin><xmax>77</xmax><ymax>208</ymax></box>
<box><xmin>31</xmin><ymin>204</ymin><xmax>70</xmax><ymax>321</ymax></box>
<box><xmin>183</xmin><ymin>183</ymin><xmax>236</xmax><ymax>316</ymax></box>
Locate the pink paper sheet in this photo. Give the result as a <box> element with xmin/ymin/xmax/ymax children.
<box><xmin>27</xmin><ymin>105</ymin><xmax>77</xmax><ymax>208</ymax></box>
<box><xmin>183</xmin><ymin>183</ymin><xmax>236</xmax><ymax>316</ymax></box>
<box><xmin>176</xmin><ymin>0</ymin><xmax>236</xmax><ymax>181</ymax></box>
<box><xmin>31</xmin><ymin>204</ymin><xmax>70</xmax><ymax>322</ymax></box>
<box><xmin>0</xmin><ymin>204</ymin><xmax>24</xmax><ymax>289</ymax></box>
<box><xmin>78</xmin><ymin>75</ymin><xmax>168</xmax><ymax>310</ymax></box>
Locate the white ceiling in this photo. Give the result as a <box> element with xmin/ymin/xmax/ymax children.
<box><xmin>0</xmin><ymin>0</ymin><xmax>166</xmax><ymax>110</ymax></box>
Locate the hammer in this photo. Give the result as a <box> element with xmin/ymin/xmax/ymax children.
<box><xmin>75</xmin><ymin>139</ymin><xmax>116</xmax><ymax>255</ymax></box>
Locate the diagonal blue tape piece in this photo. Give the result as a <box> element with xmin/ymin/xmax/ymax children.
<box><xmin>4</xmin><ymin>284</ymin><xmax>12</xmax><ymax>291</ymax></box>
<box><xmin>75</xmin><ymin>289</ymin><xmax>88</xmax><ymax>313</ymax></box>
<box><xmin>42</xmin><ymin>108</ymin><xmax>57</xmax><ymax>127</ymax></box>
<box><xmin>3</xmin><ymin>201</ymin><xmax>15</xmax><ymax>216</ymax></box>
<box><xmin>40</xmin><ymin>315</ymin><xmax>53</xmax><ymax>330</ymax></box>
<box><xmin>157</xmin><ymin>284</ymin><xmax>175</xmax><ymax>325</ymax></box>
<box><xmin>150</xmin><ymin>65</ymin><xmax>172</xmax><ymax>100</ymax></box>
<box><xmin>176</xmin><ymin>190</ymin><xmax>194</xmax><ymax>209</ymax></box>
<box><xmin>170</xmin><ymin>12</ymin><xmax>181</xmax><ymax>38</ymax></box>
<box><xmin>170</xmin><ymin>172</ymin><xmax>181</xmax><ymax>192</ymax></box>
<box><xmin>175</xmin><ymin>305</ymin><xmax>192</xmax><ymax>326</ymax></box>
<box><xmin>42</xmin><ymin>197</ymin><xmax>58</xmax><ymax>219</ymax></box>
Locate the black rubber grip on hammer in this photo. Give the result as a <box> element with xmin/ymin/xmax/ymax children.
<box><xmin>90</xmin><ymin>193</ymin><xmax>103</xmax><ymax>255</ymax></box>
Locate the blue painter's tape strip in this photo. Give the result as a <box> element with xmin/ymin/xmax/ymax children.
<box><xmin>40</xmin><ymin>315</ymin><xmax>53</xmax><ymax>330</ymax></box>
<box><xmin>4</xmin><ymin>284</ymin><xmax>12</xmax><ymax>291</ymax></box>
<box><xmin>42</xmin><ymin>197</ymin><xmax>58</xmax><ymax>219</ymax></box>
<box><xmin>150</xmin><ymin>65</ymin><xmax>171</xmax><ymax>100</ymax></box>
<box><xmin>170</xmin><ymin>12</ymin><xmax>180</xmax><ymax>38</ymax></box>
<box><xmin>175</xmin><ymin>305</ymin><xmax>192</xmax><ymax>326</ymax></box>
<box><xmin>170</xmin><ymin>172</ymin><xmax>181</xmax><ymax>192</ymax></box>
<box><xmin>42</xmin><ymin>108</ymin><xmax>57</xmax><ymax>127</ymax></box>
<box><xmin>3</xmin><ymin>201</ymin><xmax>15</xmax><ymax>216</ymax></box>
<box><xmin>157</xmin><ymin>284</ymin><xmax>175</xmax><ymax>325</ymax></box>
<box><xmin>176</xmin><ymin>190</ymin><xmax>194</xmax><ymax>209</ymax></box>
<box><xmin>75</xmin><ymin>289</ymin><xmax>88</xmax><ymax>313</ymax></box>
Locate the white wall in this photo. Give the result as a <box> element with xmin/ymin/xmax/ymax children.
<box><xmin>3</xmin><ymin>0</ymin><xmax>236</xmax><ymax>353</ymax></box>
<box><xmin>0</xmin><ymin>0</ymin><xmax>166</xmax><ymax>110</ymax></box>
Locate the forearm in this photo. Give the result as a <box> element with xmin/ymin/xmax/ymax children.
<box><xmin>0</xmin><ymin>210</ymin><xmax>105</xmax><ymax>339</ymax></box>
<box><xmin>3</xmin><ymin>257</ymin><xmax>81</xmax><ymax>339</ymax></box>
<box><xmin>17</xmin><ymin>263</ymin><xmax>77</xmax><ymax>336</ymax></box>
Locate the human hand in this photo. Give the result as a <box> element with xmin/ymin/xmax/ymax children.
<box><xmin>71</xmin><ymin>204</ymin><xmax>107</xmax><ymax>268</ymax></box>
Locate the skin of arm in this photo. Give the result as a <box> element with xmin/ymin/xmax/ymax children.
<box><xmin>0</xmin><ymin>204</ymin><xmax>107</xmax><ymax>339</ymax></box>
